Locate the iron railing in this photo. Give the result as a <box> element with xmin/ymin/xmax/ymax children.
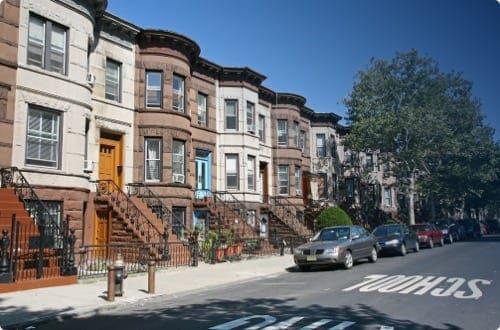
<box><xmin>127</xmin><ymin>183</ymin><xmax>187</xmax><ymax>239</ymax></box>
<box><xmin>268</xmin><ymin>196</ymin><xmax>311</xmax><ymax>236</ymax></box>
<box><xmin>77</xmin><ymin>241</ymin><xmax>193</xmax><ymax>279</ymax></box>
<box><xmin>94</xmin><ymin>180</ymin><xmax>164</xmax><ymax>245</ymax></box>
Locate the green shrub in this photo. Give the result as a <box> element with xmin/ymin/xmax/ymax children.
<box><xmin>316</xmin><ymin>206</ymin><xmax>352</xmax><ymax>229</ymax></box>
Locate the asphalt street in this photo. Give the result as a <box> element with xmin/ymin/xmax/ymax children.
<box><xmin>33</xmin><ymin>236</ymin><xmax>500</xmax><ymax>330</ymax></box>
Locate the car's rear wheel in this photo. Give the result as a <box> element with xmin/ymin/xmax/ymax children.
<box><xmin>298</xmin><ymin>265</ymin><xmax>311</xmax><ymax>272</ymax></box>
<box><xmin>369</xmin><ymin>247</ymin><xmax>378</xmax><ymax>262</ymax></box>
<box><xmin>439</xmin><ymin>237</ymin><xmax>444</xmax><ymax>246</ymax></box>
<box><xmin>399</xmin><ymin>243</ymin><xmax>407</xmax><ymax>256</ymax></box>
<box><xmin>343</xmin><ymin>250</ymin><xmax>353</xmax><ymax>269</ymax></box>
<box><xmin>413</xmin><ymin>241</ymin><xmax>420</xmax><ymax>252</ymax></box>
<box><xmin>429</xmin><ymin>239</ymin><xmax>434</xmax><ymax>249</ymax></box>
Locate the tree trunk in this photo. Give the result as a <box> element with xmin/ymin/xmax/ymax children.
<box><xmin>408</xmin><ymin>174</ymin><xmax>416</xmax><ymax>225</ymax></box>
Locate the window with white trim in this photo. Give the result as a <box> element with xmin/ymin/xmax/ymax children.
<box><xmin>384</xmin><ymin>187</ymin><xmax>392</xmax><ymax>207</ymax></box>
<box><xmin>172</xmin><ymin>140</ymin><xmax>185</xmax><ymax>183</ymax></box>
<box><xmin>226</xmin><ymin>154</ymin><xmax>239</xmax><ymax>190</ymax></box>
<box><xmin>295</xmin><ymin>166</ymin><xmax>302</xmax><ymax>196</ymax></box>
<box><xmin>197</xmin><ymin>93</ymin><xmax>207</xmax><ymax>127</ymax></box>
<box><xmin>247</xmin><ymin>155</ymin><xmax>255</xmax><ymax>191</ymax></box>
<box><xmin>277</xmin><ymin>120</ymin><xmax>288</xmax><ymax>146</ymax></box>
<box><xmin>172</xmin><ymin>74</ymin><xmax>185</xmax><ymax>113</ymax></box>
<box><xmin>26</xmin><ymin>106</ymin><xmax>61</xmax><ymax>168</ymax></box>
<box><xmin>278</xmin><ymin>165</ymin><xmax>289</xmax><ymax>195</ymax></box>
<box><xmin>246</xmin><ymin>101</ymin><xmax>255</xmax><ymax>132</ymax></box>
<box><xmin>145</xmin><ymin>138</ymin><xmax>161</xmax><ymax>182</ymax></box>
<box><xmin>299</xmin><ymin>130</ymin><xmax>306</xmax><ymax>154</ymax></box>
<box><xmin>105</xmin><ymin>58</ymin><xmax>121</xmax><ymax>102</ymax></box>
<box><xmin>258</xmin><ymin>114</ymin><xmax>265</xmax><ymax>143</ymax></box>
<box><xmin>293</xmin><ymin>121</ymin><xmax>299</xmax><ymax>147</ymax></box>
<box><xmin>225</xmin><ymin>99</ymin><xmax>238</xmax><ymax>130</ymax></box>
<box><xmin>28</xmin><ymin>15</ymin><xmax>67</xmax><ymax>74</ymax></box>
<box><xmin>316</xmin><ymin>134</ymin><xmax>326</xmax><ymax>157</ymax></box>
<box><xmin>146</xmin><ymin>71</ymin><xmax>162</xmax><ymax>108</ymax></box>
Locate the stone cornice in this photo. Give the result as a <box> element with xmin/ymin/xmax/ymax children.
<box><xmin>137</xmin><ymin>29</ymin><xmax>201</xmax><ymax>63</ymax></box>
<box><xmin>276</xmin><ymin>92</ymin><xmax>306</xmax><ymax>108</ymax></box>
<box><xmin>219</xmin><ymin>67</ymin><xmax>266</xmax><ymax>87</ymax></box>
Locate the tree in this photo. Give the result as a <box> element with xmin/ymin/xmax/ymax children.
<box><xmin>316</xmin><ymin>206</ymin><xmax>352</xmax><ymax>229</ymax></box>
<box><xmin>343</xmin><ymin>49</ymin><xmax>495</xmax><ymax>224</ymax></box>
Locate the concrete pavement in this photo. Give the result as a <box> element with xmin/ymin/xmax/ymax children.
<box><xmin>0</xmin><ymin>255</ymin><xmax>296</xmax><ymax>329</ymax></box>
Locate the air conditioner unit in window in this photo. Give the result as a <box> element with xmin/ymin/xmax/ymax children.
<box><xmin>86</xmin><ymin>73</ymin><xmax>96</xmax><ymax>86</ymax></box>
<box><xmin>83</xmin><ymin>160</ymin><xmax>94</xmax><ymax>173</ymax></box>
<box><xmin>173</xmin><ymin>173</ymin><xmax>185</xmax><ymax>183</ymax></box>
<box><xmin>247</xmin><ymin>125</ymin><xmax>255</xmax><ymax>133</ymax></box>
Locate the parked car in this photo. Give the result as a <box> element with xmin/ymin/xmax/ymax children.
<box><xmin>293</xmin><ymin>225</ymin><xmax>379</xmax><ymax>271</ymax></box>
<box><xmin>486</xmin><ymin>219</ymin><xmax>500</xmax><ymax>234</ymax></box>
<box><xmin>457</xmin><ymin>219</ymin><xmax>482</xmax><ymax>239</ymax></box>
<box><xmin>432</xmin><ymin>219</ymin><xmax>458</xmax><ymax>243</ymax></box>
<box><xmin>409</xmin><ymin>223</ymin><xmax>444</xmax><ymax>248</ymax></box>
<box><xmin>372</xmin><ymin>223</ymin><xmax>419</xmax><ymax>256</ymax></box>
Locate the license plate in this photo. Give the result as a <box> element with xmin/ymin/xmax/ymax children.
<box><xmin>306</xmin><ymin>255</ymin><xmax>317</xmax><ymax>261</ymax></box>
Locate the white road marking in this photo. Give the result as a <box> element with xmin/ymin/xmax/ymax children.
<box><xmin>343</xmin><ymin>274</ymin><xmax>491</xmax><ymax>299</ymax></box>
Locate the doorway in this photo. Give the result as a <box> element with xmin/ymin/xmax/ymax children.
<box><xmin>259</xmin><ymin>162</ymin><xmax>268</xmax><ymax>203</ymax></box>
<box><xmin>195</xmin><ymin>149</ymin><xmax>211</xmax><ymax>199</ymax></box>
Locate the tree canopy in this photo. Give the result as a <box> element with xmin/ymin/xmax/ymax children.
<box><xmin>343</xmin><ymin>49</ymin><xmax>499</xmax><ymax>224</ymax></box>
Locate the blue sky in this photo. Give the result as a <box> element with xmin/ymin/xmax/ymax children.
<box><xmin>107</xmin><ymin>0</ymin><xmax>500</xmax><ymax>141</ymax></box>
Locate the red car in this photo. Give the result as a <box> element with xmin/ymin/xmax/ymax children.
<box><xmin>410</xmin><ymin>223</ymin><xmax>444</xmax><ymax>248</ymax></box>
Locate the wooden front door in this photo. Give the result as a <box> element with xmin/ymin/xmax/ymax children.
<box><xmin>99</xmin><ymin>135</ymin><xmax>122</xmax><ymax>186</ymax></box>
<box><xmin>95</xmin><ymin>133</ymin><xmax>122</xmax><ymax>245</ymax></box>
<box><xmin>94</xmin><ymin>209</ymin><xmax>110</xmax><ymax>245</ymax></box>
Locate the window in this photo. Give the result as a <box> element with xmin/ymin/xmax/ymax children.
<box><xmin>145</xmin><ymin>138</ymin><xmax>161</xmax><ymax>182</ymax></box>
<box><xmin>344</xmin><ymin>149</ymin><xmax>352</xmax><ymax>165</ymax></box>
<box><xmin>278</xmin><ymin>165</ymin><xmax>289</xmax><ymax>195</ymax></box>
<box><xmin>146</xmin><ymin>71</ymin><xmax>162</xmax><ymax>108</ymax></box>
<box><xmin>384</xmin><ymin>187</ymin><xmax>392</xmax><ymax>207</ymax></box>
<box><xmin>172</xmin><ymin>140</ymin><xmax>185</xmax><ymax>183</ymax></box>
<box><xmin>294</xmin><ymin>122</ymin><xmax>299</xmax><ymax>147</ymax></box>
<box><xmin>26</xmin><ymin>200</ymin><xmax>62</xmax><ymax>247</ymax></box>
<box><xmin>247</xmin><ymin>155</ymin><xmax>255</xmax><ymax>190</ymax></box>
<box><xmin>299</xmin><ymin>130</ymin><xmax>306</xmax><ymax>154</ymax></box>
<box><xmin>295</xmin><ymin>166</ymin><xmax>301</xmax><ymax>196</ymax></box>
<box><xmin>105</xmin><ymin>59</ymin><xmax>121</xmax><ymax>102</ymax></box>
<box><xmin>366</xmin><ymin>153</ymin><xmax>373</xmax><ymax>170</ymax></box>
<box><xmin>316</xmin><ymin>134</ymin><xmax>326</xmax><ymax>157</ymax></box>
<box><xmin>246</xmin><ymin>101</ymin><xmax>255</xmax><ymax>132</ymax></box>
<box><xmin>277</xmin><ymin>120</ymin><xmax>288</xmax><ymax>146</ymax></box>
<box><xmin>28</xmin><ymin>15</ymin><xmax>67</xmax><ymax>74</ymax></box>
<box><xmin>26</xmin><ymin>106</ymin><xmax>61</xmax><ymax>168</ymax></box>
<box><xmin>225</xmin><ymin>99</ymin><xmax>238</xmax><ymax>130</ymax></box>
<box><xmin>346</xmin><ymin>178</ymin><xmax>354</xmax><ymax>200</ymax></box>
<box><xmin>246</xmin><ymin>210</ymin><xmax>256</xmax><ymax>227</ymax></box>
<box><xmin>258</xmin><ymin>115</ymin><xmax>265</xmax><ymax>143</ymax></box>
<box><xmin>330</xmin><ymin>135</ymin><xmax>336</xmax><ymax>158</ymax></box>
<box><xmin>172</xmin><ymin>206</ymin><xmax>186</xmax><ymax>239</ymax></box>
<box><xmin>197</xmin><ymin>93</ymin><xmax>207</xmax><ymax>127</ymax></box>
<box><xmin>173</xmin><ymin>75</ymin><xmax>185</xmax><ymax>112</ymax></box>
<box><xmin>226</xmin><ymin>154</ymin><xmax>239</xmax><ymax>190</ymax></box>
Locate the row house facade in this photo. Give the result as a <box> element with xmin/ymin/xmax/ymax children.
<box><xmin>0</xmin><ymin>0</ymin><xmax>400</xmax><ymax>264</ymax></box>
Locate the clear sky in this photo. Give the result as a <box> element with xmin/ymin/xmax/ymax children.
<box><xmin>107</xmin><ymin>0</ymin><xmax>500</xmax><ymax>142</ymax></box>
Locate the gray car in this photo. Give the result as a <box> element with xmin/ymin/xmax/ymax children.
<box><xmin>293</xmin><ymin>225</ymin><xmax>379</xmax><ymax>271</ymax></box>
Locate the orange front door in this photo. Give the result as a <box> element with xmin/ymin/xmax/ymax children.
<box><xmin>98</xmin><ymin>134</ymin><xmax>122</xmax><ymax>187</ymax></box>
<box><xmin>94</xmin><ymin>209</ymin><xmax>110</xmax><ymax>245</ymax></box>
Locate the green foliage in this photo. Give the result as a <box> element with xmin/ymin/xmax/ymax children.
<box><xmin>343</xmin><ymin>49</ymin><xmax>499</xmax><ymax>222</ymax></box>
<box><xmin>316</xmin><ymin>206</ymin><xmax>352</xmax><ymax>229</ymax></box>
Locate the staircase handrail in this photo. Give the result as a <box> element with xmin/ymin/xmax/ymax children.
<box><xmin>0</xmin><ymin>167</ymin><xmax>61</xmax><ymax>234</ymax></box>
<box><xmin>94</xmin><ymin>180</ymin><xmax>163</xmax><ymax>243</ymax></box>
<box><xmin>214</xmin><ymin>191</ymin><xmax>248</xmax><ymax>224</ymax></box>
<box><xmin>127</xmin><ymin>183</ymin><xmax>188</xmax><ymax>239</ymax></box>
<box><xmin>268</xmin><ymin>195</ymin><xmax>310</xmax><ymax>236</ymax></box>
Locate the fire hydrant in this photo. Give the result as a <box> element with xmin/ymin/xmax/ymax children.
<box><xmin>107</xmin><ymin>253</ymin><xmax>127</xmax><ymax>301</ymax></box>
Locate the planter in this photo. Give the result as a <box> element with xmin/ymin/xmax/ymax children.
<box><xmin>215</xmin><ymin>248</ymin><xmax>225</xmax><ymax>261</ymax></box>
<box><xmin>232</xmin><ymin>244</ymin><xmax>243</xmax><ymax>256</ymax></box>
<box><xmin>224</xmin><ymin>245</ymin><xmax>235</xmax><ymax>257</ymax></box>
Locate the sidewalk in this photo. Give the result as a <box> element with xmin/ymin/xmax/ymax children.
<box><xmin>0</xmin><ymin>255</ymin><xmax>295</xmax><ymax>329</ymax></box>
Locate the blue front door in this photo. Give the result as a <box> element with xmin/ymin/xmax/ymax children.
<box><xmin>195</xmin><ymin>149</ymin><xmax>211</xmax><ymax>199</ymax></box>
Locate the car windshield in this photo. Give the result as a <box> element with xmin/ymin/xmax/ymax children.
<box><xmin>312</xmin><ymin>227</ymin><xmax>350</xmax><ymax>241</ymax></box>
<box><xmin>373</xmin><ymin>225</ymin><xmax>401</xmax><ymax>237</ymax></box>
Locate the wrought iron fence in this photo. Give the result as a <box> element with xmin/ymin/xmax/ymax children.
<box><xmin>77</xmin><ymin>241</ymin><xmax>193</xmax><ymax>279</ymax></box>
